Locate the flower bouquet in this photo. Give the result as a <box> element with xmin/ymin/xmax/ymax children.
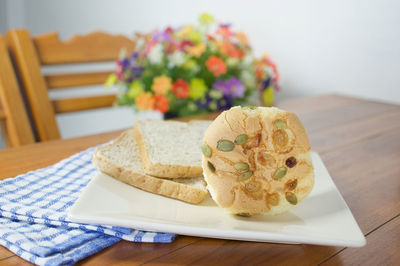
<box><xmin>106</xmin><ymin>14</ymin><xmax>279</xmax><ymax>118</ymax></box>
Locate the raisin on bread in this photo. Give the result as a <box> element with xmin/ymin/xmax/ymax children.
<box><xmin>93</xmin><ymin>129</ymin><xmax>208</xmax><ymax>204</ymax></box>
<box><xmin>201</xmin><ymin>106</ymin><xmax>314</xmax><ymax>216</ymax></box>
<box><xmin>134</xmin><ymin>119</ymin><xmax>212</xmax><ymax>178</ymax></box>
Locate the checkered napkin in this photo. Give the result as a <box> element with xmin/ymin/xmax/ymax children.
<box><xmin>0</xmin><ymin>146</ymin><xmax>175</xmax><ymax>266</ymax></box>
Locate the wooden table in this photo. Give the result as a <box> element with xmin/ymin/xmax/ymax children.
<box><xmin>0</xmin><ymin>94</ymin><xmax>399</xmax><ymax>265</ymax></box>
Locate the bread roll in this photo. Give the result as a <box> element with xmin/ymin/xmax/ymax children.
<box><xmin>201</xmin><ymin>106</ymin><xmax>314</xmax><ymax>216</ymax></box>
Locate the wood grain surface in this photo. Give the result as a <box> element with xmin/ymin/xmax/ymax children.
<box><xmin>0</xmin><ymin>94</ymin><xmax>399</xmax><ymax>266</ymax></box>
<box><xmin>6</xmin><ymin>29</ymin><xmax>61</xmax><ymax>141</ymax></box>
<box><xmin>0</xmin><ymin>109</ymin><xmax>5</xmax><ymax>120</ymax></box>
<box><xmin>32</xmin><ymin>31</ymin><xmax>135</xmax><ymax>65</ymax></box>
<box><xmin>45</xmin><ymin>71</ymin><xmax>112</xmax><ymax>89</ymax></box>
<box><xmin>52</xmin><ymin>95</ymin><xmax>117</xmax><ymax>113</ymax></box>
<box><xmin>0</xmin><ymin>34</ymin><xmax>35</xmax><ymax>147</ymax></box>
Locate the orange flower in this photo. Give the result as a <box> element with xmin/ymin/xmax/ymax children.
<box><xmin>152</xmin><ymin>75</ymin><xmax>172</xmax><ymax>95</ymax></box>
<box><xmin>207</xmin><ymin>34</ymin><xmax>216</xmax><ymax>41</ymax></box>
<box><xmin>255</xmin><ymin>58</ymin><xmax>267</xmax><ymax>79</ymax></box>
<box><xmin>218</xmin><ymin>42</ymin><xmax>244</xmax><ymax>58</ymax></box>
<box><xmin>172</xmin><ymin>79</ymin><xmax>190</xmax><ymax>98</ymax></box>
<box><xmin>255</xmin><ymin>68</ymin><xmax>265</xmax><ymax>80</ymax></box>
<box><xmin>205</xmin><ymin>56</ymin><xmax>227</xmax><ymax>77</ymax></box>
<box><xmin>236</xmin><ymin>32</ymin><xmax>249</xmax><ymax>45</ymax></box>
<box><xmin>153</xmin><ymin>95</ymin><xmax>170</xmax><ymax>113</ymax></box>
<box><xmin>187</xmin><ymin>43</ymin><xmax>206</xmax><ymax>57</ymax></box>
<box><xmin>135</xmin><ymin>92</ymin><xmax>155</xmax><ymax>110</ymax></box>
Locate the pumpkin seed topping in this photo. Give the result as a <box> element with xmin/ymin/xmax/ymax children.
<box><xmin>201</xmin><ymin>144</ymin><xmax>212</xmax><ymax>157</ymax></box>
<box><xmin>217</xmin><ymin>140</ymin><xmax>235</xmax><ymax>152</ymax></box>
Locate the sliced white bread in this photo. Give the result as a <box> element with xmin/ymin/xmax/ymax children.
<box><xmin>134</xmin><ymin>119</ymin><xmax>212</xmax><ymax>178</ymax></box>
<box><xmin>93</xmin><ymin>129</ymin><xmax>208</xmax><ymax>204</ymax></box>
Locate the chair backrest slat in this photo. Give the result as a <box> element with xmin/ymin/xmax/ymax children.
<box><xmin>52</xmin><ymin>95</ymin><xmax>117</xmax><ymax>113</ymax></box>
<box><xmin>6</xmin><ymin>29</ymin><xmax>60</xmax><ymax>141</ymax></box>
<box><xmin>6</xmin><ymin>29</ymin><xmax>135</xmax><ymax>142</ymax></box>
<box><xmin>0</xmin><ymin>34</ymin><xmax>35</xmax><ymax>147</ymax></box>
<box><xmin>33</xmin><ymin>32</ymin><xmax>135</xmax><ymax>65</ymax></box>
<box><xmin>45</xmin><ymin>71</ymin><xmax>113</xmax><ymax>89</ymax></box>
<box><xmin>0</xmin><ymin>108</ymin><xmax>5</xmax><ymax>120</ymax></box>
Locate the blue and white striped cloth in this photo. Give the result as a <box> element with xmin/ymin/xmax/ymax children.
<box><xmin>0</xmin><ymin>146</ymin><xmax>175</xmax><ymax>266</ymax></box>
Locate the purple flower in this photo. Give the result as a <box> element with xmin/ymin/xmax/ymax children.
<box><xmin>226</xmin><ymin>77</ymin><xmax>245</xmax><ymax>98</ymax></box>
<box><xmin>131</xmin><ymin>52</ymin><xmax>139</xmax><ymax>60</ymax></box>
<box><xmin>196</xmin><ymin>91</ymin><xmax>232</xmax><ymax>111</ymax></box>
<box><xmin>130</xmin><ymin>66</ymin><xmax>144</xmax><ymax>79</ymax></box>
<box><xmin>153</xmin><ymin>30</ymin><xmax>171</xmax><ymax>42</ymax></box>
<box><xmin>196</xmin><ymin>94</ymin><xmax>212</xmax><ymax>109</ymax></box>
<box><xmin>116</xmin><ymin>59</ymin><xmax>130</xmax><ymax>81</ymax></box>
<box><xmin>120</xmin><ymin>58</ymin><xmax>130</xmax><ymax>70</ymax></box>
<box><xmin>213</xmin><ymin>80</ymin><xmax>230</xmax><ymax>96</ymax></box>
<box><xmin>217</xmin><ymin>96</ymin><xmax>233</xmax><ymax>111</ymax></box>
<box><xmin>219</xmin><ymin>23</ymin><xmax>232</xmax><ymax>28</ymax></box>
<box><xmin>261</xmin><ymin>77</ymin><xmax>271</xmax><ymax>91</ymax></box>
<box><xmin>214</xmin><ymin>78</ymin><xmax>245</xmax><ymax>99</ymax></box>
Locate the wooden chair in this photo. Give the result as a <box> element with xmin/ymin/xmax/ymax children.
<box><xmin>0</xmin><ymin>34</ymin><xmax>35</xmax><ymax>148</ymax></box>
<box><xmin>5</xmin><ymin>29</ymin><xmax>135</xmax><ymax>141</ymax></box>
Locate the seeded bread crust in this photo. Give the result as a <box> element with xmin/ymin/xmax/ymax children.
<box><xmin>93</xmin><ymin>130</ymin><xmax>208</xmax><ymax>204</ymax></box>
<box><xmin>134</xmin><ymin>120</ymin><xmax>211</xmax><ymax>178</ymax></box>
<box><xmin>202</xmin><ymin>106</ymin><xmax>314</xmax><ymax>216</ymax></box>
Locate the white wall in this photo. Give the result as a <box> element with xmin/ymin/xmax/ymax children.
<box><xmin>0</xmin><ymin>1</ymin><xmax>7</xmax><ymax>34</ymax></box>
<box><xmin>0</xmin><ymin>0</ymin><xmax>25</xmax><ymax>32</ymax></box>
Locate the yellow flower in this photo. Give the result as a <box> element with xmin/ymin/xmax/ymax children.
<box><xmin>177</xmin><ymin>25</ymin><xmax>194</xmax><ymax>39</ymax></box>
<box><xmin>152</xmin><ymin>75</ymin><xmax>172</xmax><ymax>95</ymax></box>
<box><xmin>187</xmin><ymin>31</ymin><xmax>202</xmax><ymax>44</ymax></box>
<box><xmin>262</xmin><ymin>86</ymin><xmax>274</xmax><ymax>106</ymax></box>
<box><xmin>135</xmin><ymin>92</ymin><xmax>155</xmax><ymax>110</ymax></box>
<box><xmin>183</xmin><ymin>59</ymin><xmax>199</xmax><ymax>72</ymax></box>
<box><xmin>189</xmin><ymin>78</ymin><xmax>207</xmax><ymax>100</ymax></box>
<box><xmin>104</xmin><ymin>73</ymin><xmax>117</xmax><ymax>88</ymax></box>
<box><xmin>199</xmin><ymin>13</ymin><xmax>214</xmax><ymax>25</ymax></box>
<box><xmin>128</xmin><ymin>80</ymin><xmax>144</xmax><ymax>99</ymax></box>
<box><xmin>187</xmin><ymin>43</ymin><xmax>206</xmax><ymax>57</ymax></box>
<box><xmin>236</xmin><ymin>32</ymin><xmax>249</xmax><ymax>45</ymax></box>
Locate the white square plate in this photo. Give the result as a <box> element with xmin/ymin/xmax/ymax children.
<box><xmin>68</xmin><ymin>152</ymin><xmax>366</xmax><ymax>247</ymax></box>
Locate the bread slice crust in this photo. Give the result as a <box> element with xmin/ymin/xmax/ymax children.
<box><xmin>93</xmin><ymin>130</ymin><xmax>208</xmax><ymax>204</ymax></box>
